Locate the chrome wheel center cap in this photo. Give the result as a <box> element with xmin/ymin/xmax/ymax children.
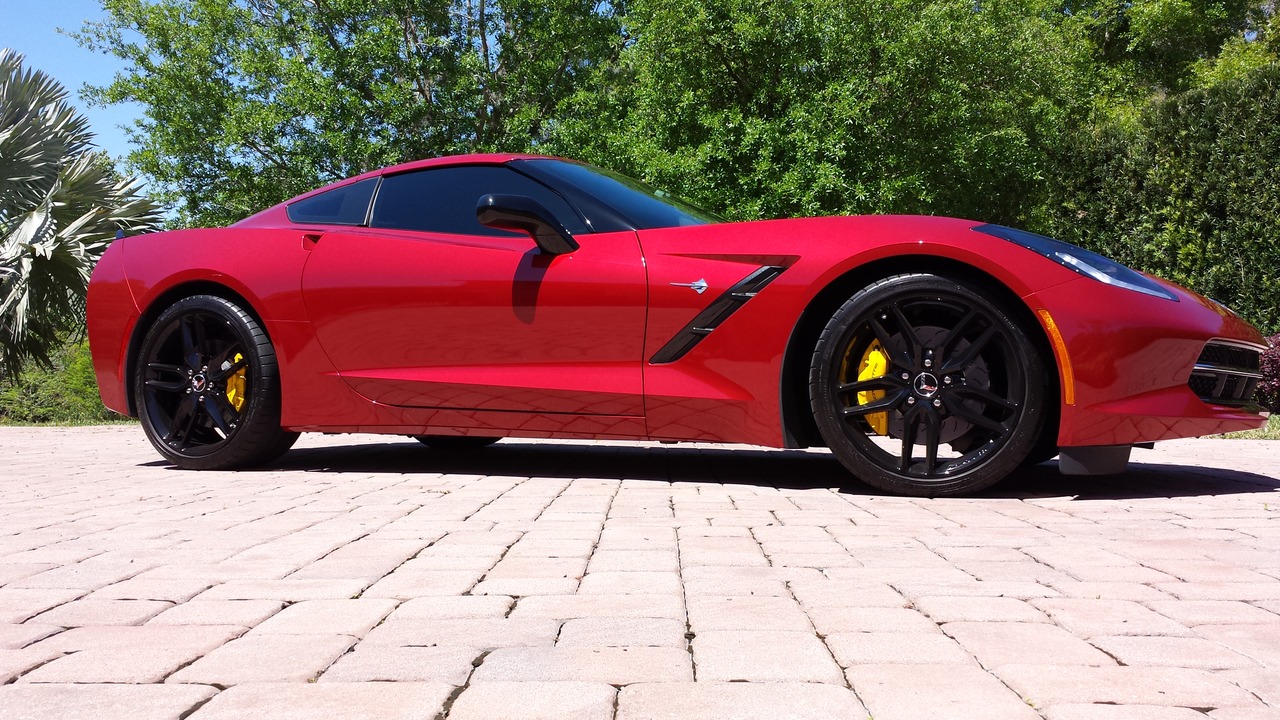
<box><xmin>913</xmin><ymin>372</ymin><xmax>940</xmax><ymax>398</ymax></box>
<box><xmin>192</xmin><ymin>374</ymin><xmax>207</xmax><ymax>393</ymax></box>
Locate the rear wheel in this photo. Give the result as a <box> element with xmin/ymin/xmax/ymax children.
<box><xmin>413</xmin><ymin>436</ymin><xmax>501</xmax><ymax>450</ymax></box>
<box><xmin>135</xmin><ymin>295</ymin><xmax>297</xmax><ymax>469</ymax></box>
<box><xmin>809</xmin><ymin>274</ymin><xmax>1046</xmax><ymax>496</ymax></box>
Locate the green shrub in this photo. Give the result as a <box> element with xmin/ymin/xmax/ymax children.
<box><xmin>1037</xmin><ymin>63</ymin><xmax>1280</xmax><ymax>336</ymax></box>
<box><xmin>0</xmin><ymin>338</ymin><xmax>128</xmax><ymax>424</ymax></box>
<box><xmin>1260</xmin><ymin>334</ymin><xmax>1280</xmax><ymax>412</ymax></box>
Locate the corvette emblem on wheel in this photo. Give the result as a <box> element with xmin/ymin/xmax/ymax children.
<box><xmin>913</xmin><ymin>373</ymin><xmax>940</xmax><ymax>398</ymax></box>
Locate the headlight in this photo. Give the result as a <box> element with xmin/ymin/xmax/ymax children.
<box><xmin>972</xmin><ymin>224</ymin><xmax>1178</xmax><ymax>302</ymax></box>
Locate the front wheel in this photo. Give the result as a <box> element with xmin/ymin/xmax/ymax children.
<box><xmin>135</xmin><ymin>295</ymin><xmax>298</xmax><ymax>469</ymax></box>
<box><xmin>809</xmin><ymin>274</ymin><xmax>1047</xmax><ymax>496</ymax></box>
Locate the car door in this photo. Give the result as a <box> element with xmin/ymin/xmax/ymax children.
<box><xmin>299</xmin><ymin>164</ymin><xmax>647</xmax><ymax>419</ymax></box>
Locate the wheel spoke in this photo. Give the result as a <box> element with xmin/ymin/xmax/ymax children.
<box><xmin>888</xmin><ymin>302</ymin><xmax>922</xmax><ymax>361</ymax></box>
<box><xmin>144</xmin><ymin>363</ymin><xmax>189</xmax><ymax>393</ymax></box>
<box><xmin>208</xmin><ymin>344</ymin><xmax>247</xmax><ymax>380</ymax></box>
<box><xmin>947</xmin><ymin>398</ymin><xmax>1009</xmax><ymax>435</ymax></box>
<box><xmin>180</xmin><ymin>316</ymin><xmax>204</xmax><ymax>370</ymax></box>
<box><xmin>145</xmin><ymin>378</ymin><xmax>189</xmax><ymax>392</ymax></box>
<box><xmin>952</xmin><ymin>382</ymin><xmax>1018</xmax><ymax>412</ymax></box>
<box><xmin>836</xmin><ymin>376</ymin><xmax>901</xmax><ymax>397</ymax></box>
<box><xmin>922</xmin><ymin>411</ymin><xmax>941</xmax><ymax>475</ymax></box>
<box><xmin>899</xmin><ymin>405</ymin><xmax>920</xmax><ymax>472</ymax></box>
<box><xmin>202</xmin><ymin>395</ymin><xmax>234</xmax><ymax>435</ymax></box>
<box><xmin>842</xmin><ymin>387</ymin><xmax>909</xmax><ymax>417</ymax></box>
<box><xmin>939</xmin><ymin>325</ymin><xmax>998</xmax><ymax>375</ymax></box>
<box><xmin>164</xmin><ymin>395</ymin><xmax>199</xmax><ymax>448</ymax></box>
<box><xmin>868</xmin><ymin>316</ymin><xmax>912</xmax><ymax>369</ymax></box>
<box><xmin>937</xmin><ymin>308</ymin><xmax>978</xmax><ymax>356</ymax></box>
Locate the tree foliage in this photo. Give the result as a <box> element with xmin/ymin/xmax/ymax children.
<box><xmin>0</xmin><ymin>337</ymin><xmax>122</xmax><ymax>423</ymax></box>
<box><xmin>1260</xmin><ymin>335</ymin><xmax>1280</xmax><ymax>411</ymax></box>
<box><xmin>1038</xmin><ymin>62</ymin><xmax>1280</xmax><ymax>335</ymax></box>
<box><xmin>0</xmin><ymin>49</ymin><xmax>160</xmax><ymax>380</ymax></box>
<box><xmin>551</xmin><ymin>0</ymin><xmax>1096</xmax><ymax>224</ymax></box>
<box><xmin>1060</xmin><ymin>0</ymin><xmax>1264</xmax><ymax>92</ymax></box>
<box><xmin>77</xmin><ymin>0</ymin><xmax>623</xmax><ymax>226</ymax></box>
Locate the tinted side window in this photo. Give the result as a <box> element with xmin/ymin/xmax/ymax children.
<box><xmin>516</xmin><ymin>158</ymin><xmax>723</xmax><ymax>230</ymax></box>
<box><xmin>370</xmin><ymin>165</ymin><xmax>587</xmax><ymax>236</ymax></box>
<box><xmin>287</xmin><ymin>177</ymin><xmax>378</xmax><ymax>225</ymax></box>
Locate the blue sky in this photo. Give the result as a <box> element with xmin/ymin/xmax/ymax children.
<box><xmin>1</xmin><ymin>0</ymin><xmax>143</xmax><ymax>161</ymax></box>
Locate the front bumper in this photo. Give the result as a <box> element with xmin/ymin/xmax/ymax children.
<box><xmin>1027</xmin><ymin>276</ymin><xmax>1268</xmax><ymax>448</ymax></box>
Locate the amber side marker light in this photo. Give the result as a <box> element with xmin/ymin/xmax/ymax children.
<box><xmin>1036</xmin><ymin>308</ymin><xmax>1075</xmax><ymax>406</ymax></box>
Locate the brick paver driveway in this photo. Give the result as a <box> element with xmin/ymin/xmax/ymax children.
<box><xmin>1</xmin><ymin>426</ymin><xmax>1277</xmax><ymax>719</ymax></box>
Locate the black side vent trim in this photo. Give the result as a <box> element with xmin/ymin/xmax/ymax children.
<box><xmin>649</xmin><ymin>265</ymin><xmax>787</xmax><ymax>365</ymax></box>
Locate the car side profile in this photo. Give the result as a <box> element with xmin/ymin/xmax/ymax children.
<box><xmin>87</xmin><ymin>154</ymin><xmax>1270</xmax><ymax>496</ymax></box>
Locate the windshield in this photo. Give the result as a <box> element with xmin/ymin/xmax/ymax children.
<box><xmin>516</xmin><ymin>158</ymin><xmax>724</xmax><ymax>230</ymax></box>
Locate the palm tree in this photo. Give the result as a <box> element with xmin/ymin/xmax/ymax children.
<box><xmin>0</xmin><ymin>48</ymin><xmax>159</xmax><ymax>380</ymax></box>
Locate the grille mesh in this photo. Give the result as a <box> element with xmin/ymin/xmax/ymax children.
<box><xmin>1188</xmin><ymin>342</ymin><xmax>1263</xmax><ymax>407</ymax></box>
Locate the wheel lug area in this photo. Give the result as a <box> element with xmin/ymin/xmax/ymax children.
<box><xmin>907</xmin><ymin>397</ymin><xmax>916</xmax><ymax>405</ymax></box>
<box><xmin>932</xmin><ymin>399</ymin><xmax>942</xmax><ymax>408</ymax></box>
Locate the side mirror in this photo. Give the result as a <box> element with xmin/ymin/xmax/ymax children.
<box><xmin>476</xmin><ymin>194</ymin><xmax>579</xmax><ymax>255</ymax></box>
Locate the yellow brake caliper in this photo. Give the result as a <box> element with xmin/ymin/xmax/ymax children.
<box><xmin>224</xmin><ymin>353</ymin><xmax>247</xmax><ymax>412</ymax></box>
<box><xmin>856</xmin><ymin>340</ymin><xmax>889</xmax><ymax>435</ymax></box>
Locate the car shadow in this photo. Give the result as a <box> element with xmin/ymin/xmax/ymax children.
<box><xmin>245</xmin><ymin>439</ymin><xmax>1280</xmax><ymax>501</ymax></box>
<box><xmin>991</xmin><ymin>459</ymin><xmax>1280</xmax><ymax>500</ymax></box>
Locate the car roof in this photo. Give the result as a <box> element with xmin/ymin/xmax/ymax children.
<box><xmin>233</xmin><ymin>153</ymin><xmax>563</xmax><ymax>227</ymax></box>
<box><xmin>369</xmin><ymin>150</ymin><xmax>562</xmax><ymax>183</ymax></box>
<box><xmin>336</xmin><ymin>153</ymin><xmax>560</xmax><ymax>186</ymax></box>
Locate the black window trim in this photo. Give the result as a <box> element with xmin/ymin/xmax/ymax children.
<box><xmin>361</xmin><ymin>176</ymin><xmax>383</xmax><ymax>227</ymax></box>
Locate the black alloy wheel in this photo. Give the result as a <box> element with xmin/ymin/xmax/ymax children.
<box><xmin>413</xmin><ymin>435</ymin><xmax>502</xmax><ymax>450</ymax></box>
<box><xmin>135</xmin><ymin>295</ymin><xmax>297</xmax><ymax>469</ymax></box>
<box><xmin>810</xmin><ymin>274</ymin><xmax>1047</xmax><ymax>496</ymax></box>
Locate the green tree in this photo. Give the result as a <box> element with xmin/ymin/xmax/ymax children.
<box><xmin>1037</xmin><ymin>62</ymin><xmax>1280</xmax><ymax>335</ymax></box>
<box><xmin>76</xmin><ymin>0</ymin><xmax>623</xmax><ymax>227</ymax></box>
<box><xmin>0</xmin><ymin>338</ymin><xmax>121</xmax><ymax>423</ymax></box>
<box><xmin>0</xmin><ymin>49</ymin><xmax>160</xmax><ymax>380</ymax></box>
<box><xmin>1055</xmin><ymin>0</ymin><xmax>1272</xmax><ymax>97</ymax></box>
<box><xmin>551</xmin><ymin>0</ymin><xmax>1097</xmax><ymax>225</ymax></box>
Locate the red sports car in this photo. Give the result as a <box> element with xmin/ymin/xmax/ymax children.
<box><xmin>87</xmin><ymin>154</ymin><xmax>1270</xmax><ymax>496</ymax></box>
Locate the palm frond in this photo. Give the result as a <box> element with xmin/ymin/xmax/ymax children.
<box><xmin>0</xmin><ymin>48</ymin><xmax>161</xmax><ymax>380</ymax></box>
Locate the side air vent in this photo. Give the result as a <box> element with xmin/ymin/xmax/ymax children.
<box><xmin>1187</xmin><ymin>340</ymin><xmax>1263</xmax><ymax>408</ymax></box>
<box><xmin>649</xmin><ymin>265</ymin><xmax>787</xmax><ymax>365</ymax></box>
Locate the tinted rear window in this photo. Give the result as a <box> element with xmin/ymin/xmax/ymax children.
<box><xmin>286</xmin><ymin>177</ymin><xmax>379</xmax><ymax>225</ymax></box>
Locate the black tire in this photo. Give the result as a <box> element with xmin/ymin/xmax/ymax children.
<box><xmin>134</xmin><ymin>295</ymin><xmax>298</xmax><ymax>469</ymax></box>
<box><xmin>809</xmin><ymin>274</ymin><xmax>1047</xmax><ymax>496</ymax></box>
<box><xmin>413</xmin><ymin>436</ymin><xmax>501</xmax><ymax>450</ymax></box>
<box><xmin>1022</xmin><ymin>438</ymin><xmax>1060</xmax><ymax>467</ymax></box>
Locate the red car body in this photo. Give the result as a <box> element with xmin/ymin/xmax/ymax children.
<box><xmin>88</xmin><ymin>153</ymin><xmax>1269</xmax><ymax>485</ymax></box>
